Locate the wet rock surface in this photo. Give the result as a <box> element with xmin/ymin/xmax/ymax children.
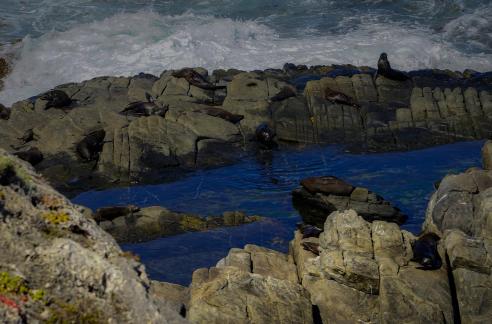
<box><xmin>0</xmin><ymin>65</ymin><xmax>491</xmax><ymax>195</ymax></box>
<box><xmin>0</xmin><ymin>149</ymin><xmax>186</xmax><ymax>323</ymax></box>
<box><xmin>292</xmin><ymin>175</ymin><xmax>407</xmax><ymax>227</ymax></box>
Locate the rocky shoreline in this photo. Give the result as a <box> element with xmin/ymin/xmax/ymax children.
<box><xmin>0</xmin><ymin>64</ymin><xmax>491</xmax><ymax>195</ymax></box>
<box><xmin>1</xmin><ymin>139</ymin><xmax>492</xmax><ymax>322</ymax></box>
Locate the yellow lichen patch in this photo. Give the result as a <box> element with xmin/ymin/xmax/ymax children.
<box><xmin>0</xmin><ymin>272</ymin><xmax>29</xmax><ymax>295</ymax></box>
<box><xmin>47</xmin><ymin>300</ymin><xmax>103</xmax><ymax>324</ymax></box>
<box><xmin>42</xmin><ymin>211</ymin><xmax>70</xmax><ymax>225</ymax></box>
<box><xmin>180</xmin><ymin>215</ymin><xmax>207</xmax><ymax>231</ymax></box>
<box><xmin>120</xmin><ymin>251</ymin><xmax>141</xmax><ymax>262</ymax></box>
<box><xmin>39</xmin><ymin>195</ymin><xmax>65</xmax><ymax>210</ymax></box>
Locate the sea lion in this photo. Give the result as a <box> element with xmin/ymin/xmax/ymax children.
<box><xmin>411</xmin><ymin>233</ymin><xmax>442</xmax><ymax>270</ymax></box>
<box><xmin>93</xmin><ymin>205</ymin><xmax>140</xmax><ymax>223</ymax></box>
<box><xmin>193</xmin><ymin>107</ymin><xmax>244</xmax><ymax>124</ymax></box>
<box><xmin>300</xmin><ymin>176</ymin><xmax>354</xmax><ymax>196</ymax></box>
<box><xmin>255</xmin><ymin>123</ymin><xmax>277</xmax><ymax>150</ymax></box>
<box><xmin>297</xmin><ymin>223</ymin><xmax>323</xmax><ymax>239</ymax></box>
<box><xmin>270</xmin><ymin>85</ymin><xmax>297</xmax><ymax>102</ymax></box>
<box><xmin>324</xmin><ymin>88</ymin><xmax>359</xmax><ymax>107</ymax></box>
<box><xmin>0</xmin><ymin>103</ymin><xmax>10</xmax><ymax>120</ymax></box>
<box><xmin>172</xmin><ymin>68</ymin><xmax>226</xmax><ymax>91</ymax></box>
<box><xmin>18</xmin><ymin>129</ymin><xmax>35</xmax><ymax>144</ymax></box>
<box><xmin>302</xmin><ymin>241</ymin><xmax>320</xmax><ymax>256</ymax></box>
<box><xmin>120</xmin><ymin>93</ymin><xmax>168</xmax><ymax>117</ymax></box>
<box><xmin>376</xmin><ymin>53</ymin><xmax>410</xmax><ymax>82</ymax></box>
<box><xmin>14</xmin><ymin>147</ymin><xmax>43</xmax><ymax>166</ymax></box>
<box><xmin>39</xmin><ymin>89</ymin><xmax>72</xmax><ymax>109</ymax></box>
<box><xmin>76</xmin><ymin>129</ymin><xmax>106</xmax><ymax>162</ymax></box>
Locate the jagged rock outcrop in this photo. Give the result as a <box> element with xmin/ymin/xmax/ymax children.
<box><xmin>292</xmin><ymin>175</ymin><xmax>407</xmax><ymax>227</ymax></box>
<box><xmin>0</xmin><ymin>149</ymin><xmax>186</xmax><ymax>323</ymax></box>
<box><xmin>95</xmin><ymin>206</ymin><xmax>261</xmax><ymax>243</ymax></box>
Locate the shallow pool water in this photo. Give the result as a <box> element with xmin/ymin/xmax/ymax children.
<box><xmin>73</xmin><ymin>140</ymin><xmax>484</xmax><ymax>285</ymax></box>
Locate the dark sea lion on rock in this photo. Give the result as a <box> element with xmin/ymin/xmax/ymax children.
<box><xmin>324</xmin><ymin>88</ymin><xmax>359</xmax><ymax>107</ymax></box>
<box><xmin>297</xmin><ymin>223</ymin><xmax>323</xmax><ymax>239</ymax></box>
<box><xmin>18</xmin><ymin>129</ymin><xmax>35</xmax><ymax>144</ymax></box>
<box><xmin>376</xmin><ymin>53</ymin><xmax>410</xmax><ymax>81</ymax></box>
<box><xmin>301</xmin><ymin>176</ymin><xmax>354</xmax><ymax>196</ymax></box>
<box><xmin>302</xmin><ymin>242</ymin><xmax>320</xmax><ymax>256</ymax></box>
<box><xmin>193</xmin><ymin>107</ymin><xmax>244</xmax><ymax>124</ymax></box>
<box><xmin>93</xmin><ymin>205</ymin><xmax>140</xmax><ymax>223</ymax></box>
<box><xmin>39</xmin><ymin>89</ymin><xmax>72</xmax><ymax>109</ymax></box>
<box><xmin>14</xmin><ymin>147</ymin><xmax>43</xmax><ymax>166</ymax></box>
<box><xmin>172</xmin><ymin>68</ymin><xmax>226</xmax><ymax>91</ymax></box>
<box><xmin>76</xmin><ymin>129</ymin><xmax>106</xmax><ymax>162</ymax></box>
<box><xmin>120</xmin><ymin>94</ymin><xmax>168</xmax><ymax>117</ymax></box>
<box><xmin>411</xmin><ymin>233</ymin><xmax>442</xmax><ymax>270</ymax></box>
<box><xmin>255</xmin><ymin>123</ymin><xmax>277</xmax><ymax>150</ymax></box>
<box><xmin>270</xmin><ymin>85</ymin><xmax>297</xmax><ymax>102</ymax></box>
<box><xmin>0</xmin><ymin>103</ymin><xmax>10</xmax><ymax>120</ymax></box>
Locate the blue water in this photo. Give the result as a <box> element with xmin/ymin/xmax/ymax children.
<box><xmin>1</xmin><ymin>1</ymin><xmax>492</xmax><ymax>105</ymax></box>
<box><xmin>73</xmin><ymin>140</ymin><xmax>484</xmax><ymax>285</ymax></box>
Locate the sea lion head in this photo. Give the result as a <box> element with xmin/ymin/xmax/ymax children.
<box><xmin>380</xmin><ymin>53</ymin><xmax>388</xmax><ymax>61</ymax></box>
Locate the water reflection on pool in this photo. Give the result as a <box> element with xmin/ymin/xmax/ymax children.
<box><xmin>73</xmin><ymin>140</ymin><xmax>484</xmax><ymax>285</ymax></box>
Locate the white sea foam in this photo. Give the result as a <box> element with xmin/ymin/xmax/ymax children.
<box><xmin>1</xmin><ymin>10</ymin><xmax>491</xmax><ymax>106</ymax></box>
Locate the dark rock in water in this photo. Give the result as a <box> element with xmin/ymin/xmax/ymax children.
<box><xmin>255</xmin><ymin>123</ymin><xmax>277</xmax><ymax>150</ymax></box>
<box><xmin>300</xmin><ymin>176</ymin><xmax>354</xmax><ymax>196</ymax></box>
<box><xmin>283</xmin><ymin>63</ymin><xmax>308</xmax><ymax>73</ymax></box>
<box><xmin>293</xmin><ymin>178</ymin><xmax>407</xmax><ymax>228</ymax></box>
<box><xmin>376</xmin><ymin>53</ymin><xmax>410</xmax><ymax>81</ymax></box>
<box><xmin>39</xmin><ymin>89</ymin><xmax>72</xmax><ymax>109</ymax></box>
<box><xmin>76</xmin><ymin>129</ymin><xmax>106</xmax><ymax>162</ymax></box>
<box><xmin>0</xmin><ymin>103</ymin><xmax>10</xmax><ymax>120</ymax></box>
<box><xmin>193</xmin><ymin>107</ymin><xmax>244</xmax><ymax>124</ymax></box>
<box><xmin>93</xmin><ymin>205</ymin><xmax>140</xmax><ymax>223</ymax></box>
<box><xmin>411</xmin><ymin>233</ymin><xmax>442</xmax><ymax>270</ymax></box>
<box><xmin>13</xmin><ymin>147</ymin><xmax>43</xmax><ymax>166</ymax></box>
<box><xmin>297</xmin><ymin>223</ymin><xmax>323</xmax><ymax>239</ymax></box>
<box><xmin>173</xmin><ymin>68</ymin><xmax>226</xmax><ymax>91</ymax></box>
<box><xmin>302</xmin><ymin>241</ymin><xmax>320</xmax><ymax>255</ymax></box>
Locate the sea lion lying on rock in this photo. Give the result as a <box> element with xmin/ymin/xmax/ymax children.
<box><xmin>411</xmin><ymin>233</ymin><xmax>442</xmax><ymax>270</ymax></box>
<box><xmin>376</xmin><ymin>53</ymin><xmax>410</xmax><ymax>82</ymax></box>
<box><xmin>193</xmin><ymin>107</ymin><xmax>244</xmax><ymax>124</ymax></box>
<box><xmin>297</xmin><ymin>223</ymin><xmax>323</xmax><ymax>239</ymax></box>
<box><xmin>38</xmin><ymin>89</ymin><xmax>72</xmax><ymax>109</ymax></box>
<box><xmin>270</xmin><ymin>85</ymin><xmax>297</xmax><ymax>102</ymax></box>
<box><xmin>0</xmin><ymin>103</ymin><xmax>10</xmax><ymax>120</ymax></box>
<box><xmin>13</xmin><ymin>147</ymin><xmax>43</xmax><ymax>166</ymax></box>
<box><xmin>300</xmin><ymin>176</ymin><xmax>354</xmax><ymax>196</ymax></box>
<box><xmin>172</xmin><ymin>68</ymin><xmax>226</xmax><ymax>91</ymax></box>
<box><xmin>120</xmin><ymin>93</ymin><xmax>168</xmax><ymax>117</ymax></box>
<box><xmin>324</xmin><ymin>88</ymin><xmax>359</xmax><ymax>107</ymax></box>
<box><xmin>76</xmin><ymin>129</ymin><xmax>106</xmax><ymax>162</ymax></box>
<box><xmin>255</xmin><ymin>123</ymin><xmax>278</xmax><ymax>150</ymax></box>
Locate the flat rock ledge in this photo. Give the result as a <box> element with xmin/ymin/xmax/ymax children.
<box><xmin>0</xmin><ymin>148</ymin><xmax>186</xmax><ymax>323</ymax></box>
<box><xmin>1</xmin><ymin>65</ymin><xmax>491</xmax><ymax>194</ymax></box>
<box><xmin>93</xmin><ymin>206</ymin><xmax>261</xmax><ymax>243</ymax></box>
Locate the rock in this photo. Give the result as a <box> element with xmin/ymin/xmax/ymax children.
<box><xmin>188</xmin><ymin>265</ymin><xmax>312</xmax><ymax>324</ymax></box>
<box><xmin>293</xmin><ymin>177</ymin><xmax>407</xmax><ymax>227</ymax></box>
<box><xmin>0</xmin><ymin>149</ymin><xmax>185</xmax><ymax>323</ymax></box>
<box><xmin>483</xmin><ymin>140</ymin><xmax>492</xmax><ymax>170</ymax></box>
<box><xmin>97</xmin><ymin>206</ymin><xmax>261</xmax><ymax>243</ymax></box>
<box><xmin>0</xmin><ymin>103</ymin><xmax>10</xmax><ymax>120</ymax></box>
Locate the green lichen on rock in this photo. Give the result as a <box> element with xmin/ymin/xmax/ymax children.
<box><xmin>42</xmin><ymin>211</ymin><xmax>70</xmax><ymax>225</ymax></box>
<box><xmin>0</xmin><ymin>272</ymin><xmax>29</xmax><ymax>295</ymax></box>
<box><xmin>46</xmin><ymin>300</ymin><xmax>103</xmax><ymax>324</ymax></box>
<box><xmin>180</xmin><ymin>215</ymin><xmax>207</xmax><ymax>231</ymax></box>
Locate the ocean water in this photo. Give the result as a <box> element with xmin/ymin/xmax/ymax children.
<box><xmin>73</xmin><ymin>140</ymin><xmax>484</xmax><ymax>285</ymax></box>
<box><xmin>1</xmin><ymin>0</ymin><xmax>492</xmax><ymax>105</ymax></box>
